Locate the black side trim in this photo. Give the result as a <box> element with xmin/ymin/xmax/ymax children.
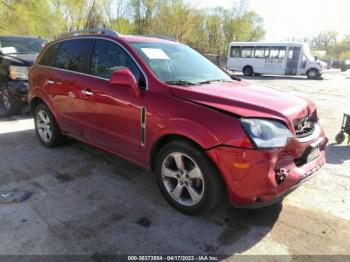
<box><xmin>141</xmin><ymin>107</ymin><xmax>146</xmax><ymax>146</ymax></box>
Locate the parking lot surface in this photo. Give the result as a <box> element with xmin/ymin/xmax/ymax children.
<box><xmin>0</xmin><ymin>71</ymin><xmax>349</xmax><ymax>257</ymax></box>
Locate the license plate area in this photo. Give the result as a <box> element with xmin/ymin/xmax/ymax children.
<box><xmin>306</xmin><ymin>145</ymin><xmax>321</xmax><ymax>163</ymax></box>
<box><xmin>306</xmin><ymin>138</ymin><xmax>324</xmax><ymax>163</ymax></box>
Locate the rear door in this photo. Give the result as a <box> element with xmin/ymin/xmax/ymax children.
<box><xmin>47</xmin><ymin>39</ymin><xmax>94</xmax><ymax>137</ymax></box>
<box><xmin>286</xmin><ymin>46</ymin><xmax>301</xmax><ymax>75</ymax></box>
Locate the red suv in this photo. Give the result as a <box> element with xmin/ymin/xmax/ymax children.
<box><xmin>28</xmin><ymin>29</ymin><xmax>327</xmax><ymax>215</ymax></box>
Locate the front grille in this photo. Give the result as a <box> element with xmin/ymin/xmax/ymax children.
<box><xmin>294</xmin><ymin>111</ymin><xmax>318</xmax><ymax>139</ymax></box>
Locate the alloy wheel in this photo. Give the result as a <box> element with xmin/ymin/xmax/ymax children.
<box><xmin>36</xmin><ymin>110</ymin><xmax>53</xmax><ymax>142</ymax></box>
<box><xmin>161</xmin><ymin>152</ymin><xmax>205</xmax><ymax>206</ymax></box>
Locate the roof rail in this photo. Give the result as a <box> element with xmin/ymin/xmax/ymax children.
<box><xmin>57</xmin><ymin>28</ymin><xmax>119</xmax><ymax>39</ymax></box>
<box><xmin>143</xmin><ymin>35</ymin><xmax>177</xmax><ymax>42</ymax></box>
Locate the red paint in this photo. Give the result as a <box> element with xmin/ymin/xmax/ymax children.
<box><xmin>29</xmin><ymin>35</ymin><xmax>328</xmax><ymax>207</ymax></box>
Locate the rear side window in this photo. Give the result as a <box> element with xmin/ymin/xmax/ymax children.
<box><xmin>38</xmin><ymin>43</ymin><xmax>59</xmax><ymax>67</ymax></box>
<box><xmin>90</xmin><ymin>40</ymin><xmax>141</xmax><ymax>82</ymax></box>
<box><xmin>55</xmin><ymin>39</ymin><xmax>93</xmax><ymax>72</ymax></box>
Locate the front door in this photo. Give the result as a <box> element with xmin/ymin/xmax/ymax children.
<box><xmin>286</xmin><ymin>47</ymin><xmax>301</xmax><ymax>75</ymax></box>
<box><xmin>81</xmin><ymin>39</ymin><xmax>144</xmax><ymax>162</ymax></box>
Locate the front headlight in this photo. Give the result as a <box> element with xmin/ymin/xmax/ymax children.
<box><xmin>240</xmin><ymin>118</ymin><xmax>293</xmax><ymax>148</ymax></box>
<box><xmin>9</xmin><ymin>66</ymin><xmax>28</xmax><ymax>80</ymax></box>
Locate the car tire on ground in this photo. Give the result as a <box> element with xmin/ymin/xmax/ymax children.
<box><xmin>155</xmin><ymin>140</ymin><xmax>225</xmax><ymax>215</ymax></box>
<box><xmin>1</xmin><ymin>88</ymin><xmax>22</xmax><ymax>115</ymax></box>
<box><xmin>34</xmin><ymin>103</ymin><xmax>67</xmax><ymax>148</ymax></box>
<box><xmin>307</xmin><ymin>68</ymin><xmax>320</xmax><ymax>79</ymax></box>
<box><xmin>243</xmin><ymin>66</ymin><xmax>254</xmax><ymax>76</ymax></box>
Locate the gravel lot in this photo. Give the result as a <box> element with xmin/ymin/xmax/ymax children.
<box><xmin>0</xmin><ymin>70</ymin><xmax>349</xmax><ymax>258</ymax></box>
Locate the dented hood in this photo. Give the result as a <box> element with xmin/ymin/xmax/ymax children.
<box><xmin>170</xmin><ymin>81</ymin><xmax>315</xmax><ymax>128</ymax></box>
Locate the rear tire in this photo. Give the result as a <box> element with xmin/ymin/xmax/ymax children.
<box><xmin>34</xmin><ymin>103</ymin><xmax>67</xmax><ymax>148</ymax></box>
<box><xmin>1</xmin><ymin>88</ymin><xmax>22</xmax><ymax>116</ymax></box>
<box><xmin>243</xmin><ymin>66</ymin><xmax>254</xmax><ymax>76</ymax></box>
<box><xmin>155</xmin><ymin>140</ymin><xmax>225</xmax><ymax>215</ymax></box>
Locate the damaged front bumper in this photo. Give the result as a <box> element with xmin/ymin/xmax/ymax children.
<box><xmin>207</xmin><ymin>134</ymin><xmax>328</xmax><ymax>208</ymax></box>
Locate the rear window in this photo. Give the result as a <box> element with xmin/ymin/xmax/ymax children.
<box><xmin>55</xmin><ymin>39</ymin><xmax>93</xmax><ymax>73</ymax></box>
<box><xmin>38</xmin><ymin>43</ymin><xmax>60</xmax><ymax>67</ymax></box>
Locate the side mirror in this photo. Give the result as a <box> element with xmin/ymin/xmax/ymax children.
<box><xmin>109</xmin><ymin>67</ymin><xmax>141</xmax><ymax>98</ymax></box>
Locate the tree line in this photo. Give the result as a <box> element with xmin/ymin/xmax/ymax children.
<box><xmin>310</xmin><ymin>31</ymin><xmax>350</xmax><ymax>60</ymax></box>
<box><xmin>0</xmin><ymin>0</ymin><xmax>265</xmax><ymax>56</ymax></box>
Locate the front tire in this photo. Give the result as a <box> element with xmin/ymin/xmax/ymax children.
<box><xmin>1</xmin><ymin>88</ymin><xmax>22</xmax><ymax>115</ymax></box>
<box><xmin>155</xmin><ymin>140</ymin><xmax>224</xmax><ymax>215</ymax></box>
<box><xmin>34</xmin><ymin>103</ymin><xmax>67</xmax><ymax>148</ymax></box>
<box><xmin>307</xmin><ymin>69</ymin><xmax>320</xmax><ymax>79</ymax></box>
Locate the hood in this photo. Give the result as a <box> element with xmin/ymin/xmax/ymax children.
<box><xmin>170</xmin><ymin>81</ymin><xmax>315</xmax><ymax>128</ymax></box>
<box><xmin>3</xmin><ymin>53</ymin><xmax>37</xmax><ymax>66</ymax></box>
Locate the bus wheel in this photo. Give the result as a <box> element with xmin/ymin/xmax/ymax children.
<box><xmin>307</xmin><ymin>69</ymin><xmax>319</xmax><ymax>79</ymax></box>
<box><xmin>243</xmin><ymin>66</ymin><xmax>254</xmax><ymax>76</ymax></box>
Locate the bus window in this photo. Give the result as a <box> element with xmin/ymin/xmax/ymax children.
<box><xmin>230</xmin><ymin>46</ymin><xmax>241</xmax><ymax>58</ymax></box>
<box><xmin>279</xmin><ymin>47</ymin><xmax>286</xmax><ymax>59</ymax></box>
<box><xmin>288</xmin><ymin>49</ymin><xmax>294</xmax><ymax>59</ymax></box>
<box><xmin>254</xmin><ymin>47</ymin><xmax>266</xmax><ymax>58</ymax></box>
<box><xmin>270</xmin><ymin>47</ymin><xmax>286</xmax><ymax>59</ymax></box>
<box><xmin>270</xmin><ymin>47</ymin><xmax>280</xmax><ymax>59</ymax></box>
<box><xmin>264</xmin><ymin>47</ymin><xmax>270</xmax><ymax>58</ymax></box>
<box><xmin>242</xmin><ymin>47</ymin><xmax>254</xmax><ymax>58</ymax></box>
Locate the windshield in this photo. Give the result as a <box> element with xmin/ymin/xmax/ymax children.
<box><xmin>0</xmin><ymin>38</ymin><xmax>47</xmax><ymax>55</ymax></box>
<box><xmin>303</xmin><ymin>43</ymin><xmax>315</xmax><ymax>61</ymax></box>
<box><xmin>131</xmin><ymin>42</ymin><xmax>232</xmax><ymax>85</ymax></box>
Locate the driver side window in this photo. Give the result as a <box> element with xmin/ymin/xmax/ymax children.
<box><xmin>90</xmin><ymin>40</ymin><xmax>142</xmax><ymax>85</ymax></box>
<box><xmin>301</xmin><ymin>55</ymin><xmax>307</xmax><ymax>69</ymax></box>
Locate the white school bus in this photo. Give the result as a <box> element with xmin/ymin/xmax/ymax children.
<box><xmin>227</xmin><ymin>42</ymin><xmax>327</xmax><ymax>79</ymax></box>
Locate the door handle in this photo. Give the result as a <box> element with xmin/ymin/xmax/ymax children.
<box><xmin>46</xmin><ymin>80</ymin><xmax>55</xmax><ymax>85</ymax></box>
<box><xmin>81</xmin><ymin>89</ymin><xmax>93</xmax><ymax>96</ymax></box>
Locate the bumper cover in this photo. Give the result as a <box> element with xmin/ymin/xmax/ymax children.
<box><xmin>207</xmin><ymin>135</ymin><xmax>328</xmax><ymax>208</ymax></box>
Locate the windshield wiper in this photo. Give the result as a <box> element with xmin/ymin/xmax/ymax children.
<box><xmin>165</xmin><ymin>80</ymin><xmax>197</xmax><ymax>86</ymax></box>
<box><xmin>6</xmin><ymin>52</ymin><xmax>37</xmax><ymax>55</ymax></box>
<box><xmin>197</xmin><ymin>79</ymin><xmax>233</xmax><ymax>85</ymax></box>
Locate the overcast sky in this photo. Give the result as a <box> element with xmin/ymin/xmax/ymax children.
<box><xmin>194</xmin><ymin>0</ymin><xmax>350</xmax><ymax>41</ymax></box>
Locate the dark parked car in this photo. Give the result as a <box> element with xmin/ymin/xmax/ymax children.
<box><xmin>332</xmin><ymin>60</ymin><xmax>350</xmax><ymax>72</ymax></box>
<box><xmin>0</xmin><ymin>36</ymin><xmax>47</xmax><ymax>115</ymax></box>
<box><xmin>341</xmin><ymin>60</ymin><xmax>350</xmax><ymax>72</ymax></box>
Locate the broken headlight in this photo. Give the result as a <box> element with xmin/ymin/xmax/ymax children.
<box><xmin>240</xmin><ymin>118</ymin><xmax>293</xmax><ymax>148</ymax></box>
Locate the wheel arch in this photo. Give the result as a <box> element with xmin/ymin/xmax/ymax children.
<box><xmin>149</xmin><ymin>134</ymin><xmax>205</xmax><ymax>172</ymax></box>
<box><xmin>29</xmin><ymin>96</ymin><xmax>59</xmax><ymax>120</ymax></box>
<box><xmin>306</xmin><ymin>67</ymin><xmax>320</xmax><ymax>74</ymax></box>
